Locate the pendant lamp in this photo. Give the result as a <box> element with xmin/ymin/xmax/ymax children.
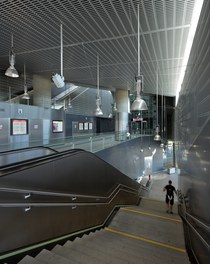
<box><xmin>95</xmin><ymin>55</ymin><xmax>103</xmax><ymax>116</ymax></box>
<box><xmin>67</xmin><ymin>96</ymin><xmax>72</xmax><ymax>109</ymax></box>
<box><xmin>22</xmin><ymin>64</ymin><xmax>30</xmax><ymax>100</ymax></box>
<box><xmin>52</xmin><ymin>24</ymin><xmax>65</xmax><ymax>88</ymax></box>
<box><xmin>160</xmin><ymin>86</ymin><xmax>164</xmax><ymax>147</ymax></box>
<box><xmin>154</xmin><ymin>70</ymin><xmax>161</xmax><ymax>141</ymax></box>
<box><xmin>131</xmin><ymin>4</ymin><xmax>147</xmax><ymax>111</ymax></box>
<box><xmin>5</xmin><ymin>34</ymin><xmax>19</xmax><ymax>78</ymax></box>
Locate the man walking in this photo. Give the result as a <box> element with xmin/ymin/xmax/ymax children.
<box><xmin>163</xmin><ymin>180</ymin><xmax>177</xmax><ymax>214</ymax></box>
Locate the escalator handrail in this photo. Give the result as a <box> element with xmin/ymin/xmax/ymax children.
<box><xmin>0</xmin><ymin>148</ymin><xmax>85</xmax><ymax>173</ymax></box>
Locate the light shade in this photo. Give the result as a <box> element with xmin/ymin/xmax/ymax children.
<box><xmin>22</xmin><ymin>92</ymin><xmax>30</xmax><ymax>100</ymax></box>
<box><xmin>154</xmin><ymin>125</ymin><xmax>161</xmax><ymax>141</ymax></box>
<box><xmin>95</xmin><ymin>107</ymin><xmax>103</xmax><ymax>116</ymax></box>
<box><xmin>5</xmin><ymin>64</ymin><xmax>19</xmax><ymax>78</ymax></box>
<box><xmin>154</xmin><ymin>134</ymin><xmax>161</xmax><ymax>141</ymax></box>
<box><xmin>95</xmin><ymin>97</ymin><xmax>103</xmax><ymax>116</ymax></box>
<box><xmin>52</xmin><ymin>73</ymin><xmax>65</xmax><ymax>88</ymax></box>
<box><xmin>5</xmin><ymin>34</ymin><xmax>19</xmax><ymax>78</ymax></box>
<box><xmin>131</xmin><ymin>96</ymin><xmax>148</xmax><ymax>111</ymax></box>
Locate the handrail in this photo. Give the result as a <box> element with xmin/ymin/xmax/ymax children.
<box><xmin>178</xmin><ymin>190</ymin><xmax>210</xmax><ymax>251</ymax></box>
<box><xmin>180</xmin><ymin>211</ymin><xmax>210</xmax><ymax>251</ymax></box>
<box><xmin>0</xmin><ymin>188</ymin><xmax>137</xmax><ymax>208</ymax></box>
<box><xmin>178</xmin><ymin>190</ymin><xmax>210</xmax><ymax>232</ymax></box>
<box><xmin>0</xmin><ymin>183</ymin><xmax>138</xmax><ymax>201</ymax></box>
<box><xmin>0</xmin><ymin>148</ymin><xmax>85</xmax><ymax>173</ymax></box>
<box><xmin>185</xmin><ymin>212</ymin><xmax>210</xmax><ymax>232</ymax></box>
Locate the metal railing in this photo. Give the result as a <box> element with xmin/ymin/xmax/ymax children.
<box><xmin>178</xmin><ymin>190</ymin><xmax>210</xmax><ymax>253</ymax></box>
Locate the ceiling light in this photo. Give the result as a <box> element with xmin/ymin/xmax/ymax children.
<box><xmin>154</xmin><ymin>70</ymin><xmax>161</xmax><ymax>141</ymax></box>
<box><xmin>95</xmin><ymin>55</ymin><xmax>103</xmax><ymax>116</ymax></box>
<box><xmin>66</xmin><ymin>96</ymin><xmax>72</xmax><ymax>109</ymax></box>
<box><xmin>5</xmin><ymin>34</ymin><xmax>19</xmax><ymax>78</ymax></box>
<box><xmin>22</xmin><ymin>64</ymin><xmax>30</xmax><ymax>100</ymax></box>
<box><xmin>131</xmin><ymin>5</ymin><xmax>147</xmax><ymax>111</ymax></box>
<box><xmin>52</xmin><ymin>24</ymin><xmax>65</xmax><ymax>88</ymax></box>
<box><xmin>52</xmin><ymin>73</ymin><xmax>65</xmax><ymax>88</ymax></box>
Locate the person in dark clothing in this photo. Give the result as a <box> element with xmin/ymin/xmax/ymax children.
<box><xmin>163</xmin><ymin>180</ymin><xmax>177</xmax><ymax>214</ymax></box>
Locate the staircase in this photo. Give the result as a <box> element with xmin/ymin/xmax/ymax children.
<box><xmin>17</xmin><ymin>198</ymin><xmax>190</xmax><ymax>264</ymax></box>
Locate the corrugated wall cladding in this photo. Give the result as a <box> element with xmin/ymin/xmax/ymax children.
<box><xmin>175</xmin><ymin>1</ymin><xmax>210</xmax><ymax>263</ymax></box>
<box><xmin>176</xmin><ymin>0</ymin><xmax>210</xmax><ymax>148</ymax></box>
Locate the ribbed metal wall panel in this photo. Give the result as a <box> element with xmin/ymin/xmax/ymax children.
<box><xmin>175</xmin><ymin>1</ymin><xmax>210</xmax><ymax>263</ymax></box>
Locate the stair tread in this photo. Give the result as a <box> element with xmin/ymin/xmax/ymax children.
<box><xmin>64</xmin><ymin>240</ymin><xmax>132</xmax><ymax>264</ymax></box>
<box><xmin>52</xmin><ymin>244</ymin><xmax>106</xmax><ymax>264</ymax></box>
<box><xmin>17</xmin><ymin>255</ymin><xmax>44</xmax><ymax>264</ymax></box>
<box><xmin>36</xmin><ymin>248</ymin><xmax>75</xmax><ymax>264</ymax></box>
<box><xmin>108</xmin><ymin>207</ymin><xmax>185</xmax><ymax>249</ymax></box>
<box><xmin>64</xmin><ymin>229</ymin><xmax>189</xmax><ymax>263</ymax></box>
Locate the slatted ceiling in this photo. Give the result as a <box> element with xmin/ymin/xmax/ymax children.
<box><xmin>0</xmin><ymin>0</ymin><xmax>198</xmax><ymax>101</ymax></box>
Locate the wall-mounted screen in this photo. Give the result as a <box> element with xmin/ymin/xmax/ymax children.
<box><xmin>52</xmin><ymin>120</ymin><xmax>63</xmax><ymax>133</ymax></box>
<box><xmin>11</xmin><ymin>119</ymin><xmax>28</xmax><ymax>135</ymax></box>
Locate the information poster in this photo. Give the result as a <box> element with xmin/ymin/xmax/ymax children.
<box><xmin>84</xmin><ymin>122</ymin><xmax>89</xmax><ymax>130</ymax></box>
<box><xmin>11</xmin><ymin>119</ymin><xmax>28</xmax><ymax>135</ymax></box>
<box><xmin>79</xmin><ymin>123</ymin><xmax>83</xmax><ymax>130</ymax></box>
<box><xmin>52</xmin><ymin>120</ymin><xmax>63</xmax><ymax>133</ymax></box>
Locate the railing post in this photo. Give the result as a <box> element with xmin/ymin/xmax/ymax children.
<box><xmin>90</xmin><ymin>137</ymin><xmax>92</xmax><ymax>152</ymax></box>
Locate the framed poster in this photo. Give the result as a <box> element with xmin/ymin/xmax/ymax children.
<box><xmin>84</xmin><ymin>122</ymin><xmax>89</xmax><ymax>130</ymax></box>
<box><xmin>79</xmin><ymin>123</ymin><xmax>83</xmax><ymax>130</ymax></box>
<box><xmin>52</xmin><ymin>120</ymin><xmax>63</xmax><ymax>133</ymax></box>
<box><xmin>11</xmin><ymin>119</ymin><xmax>28</xmax><ymax>135</ymax></box>
<box><xmin>89</xmin><ymin>122</ymin><xmax>93</xmax><ymax>130</ymax></box>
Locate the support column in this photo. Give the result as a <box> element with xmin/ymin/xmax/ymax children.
<box><xmin>33</xmin><ymin>74</ymin><xmax>52</xmax><ymax>108</ymax></box>
<box><xmin>115</xmin><ymin>89</ymin><xmax>130</xmax><ymax>140</ymax></box>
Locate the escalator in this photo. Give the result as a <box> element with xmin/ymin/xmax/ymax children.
<box><xmin>0</xmin><ymin>147</ymin><xmax>141</xmax><ymax>263</ymax></box>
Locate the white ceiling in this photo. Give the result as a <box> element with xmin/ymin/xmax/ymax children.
<box><xmin>0</xmin><ymin>0</ymin><xmax>197</xmax><ymax>100</ymax></box>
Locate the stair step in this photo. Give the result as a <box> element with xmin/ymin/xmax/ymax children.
<box><xmin>17</xmin><ymin>255</ymin><xmax>44</xmax><ymax>264</ymax></box>
<box><xmin>52</xmin><ymin>244</ymin><xmax>105</xmax><ymax>264</ymax></box>
<box><xmin>139</xmin><ymin>197</ymin><xmax>178</xmax><ymax>213</ymax></box>
<box><xmin>64</xmin><ymin>234</ymin><xmax>140</xmax><ymax>264</ymax></box>
<box><xmin>108</xmin><ymin>207</ymin><xmax>185</xmax><ymax>249</ymax></box>
<box><xmin>92</xmin><ymin>229</ymin><xmax>189</xmax><ymax>263</ymax></box>
<box><xmin>35</xmin><ymin>248</ymin><xmax>75</xmax><ymax>264</ymax></box>
<box><xmin>64</xmin><ymin>239</ymin><xmax>131</xmax><ymax>264</ymax></box>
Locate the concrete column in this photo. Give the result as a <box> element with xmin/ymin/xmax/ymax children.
<box><xmin>33</xmin><ymin>74</ymin><xmax>52</xmax><ymax>108</ymax></box>
<box><xmin>115</xmin><ymin>89</ymin><xmax>130</xmax><ymax>140</ymax></box>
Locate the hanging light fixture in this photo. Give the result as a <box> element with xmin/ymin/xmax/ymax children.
<box><xmin>154</xmin><ymin>70</ymin><xmax>161</xmax><ymax>141</ymax></box>
<box><xmin>95</xmin><ymin>55</ymin><xmax>103</xmax><ymax>116</ymax></box>
<box><xmin>22</xmin><ymin>64</ymin><xmax>30</xmax><ymax>100</ymax></box>
<box><xmin>131</xmin><ymin>4</ymin><xmax>147</xmax><ymax>111</ymax></box>
<box><xmin>67</xmin><ymin>96</ymin><xmax>72</xmax><ymax>109</ymax></box>
<box><xmin>160</xmin><ymin>85</ymin><xmax>164</xmax><ymax>147</ymax></box>
<box><xmin>52</xmin><ymin>24</ymin><xmax>65</xmax><ymax>88</ymax></box>
<box><xmin>5</xmin><ymin>34</ymin><xmax>19</xmax><ymax>78</ymax></box>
